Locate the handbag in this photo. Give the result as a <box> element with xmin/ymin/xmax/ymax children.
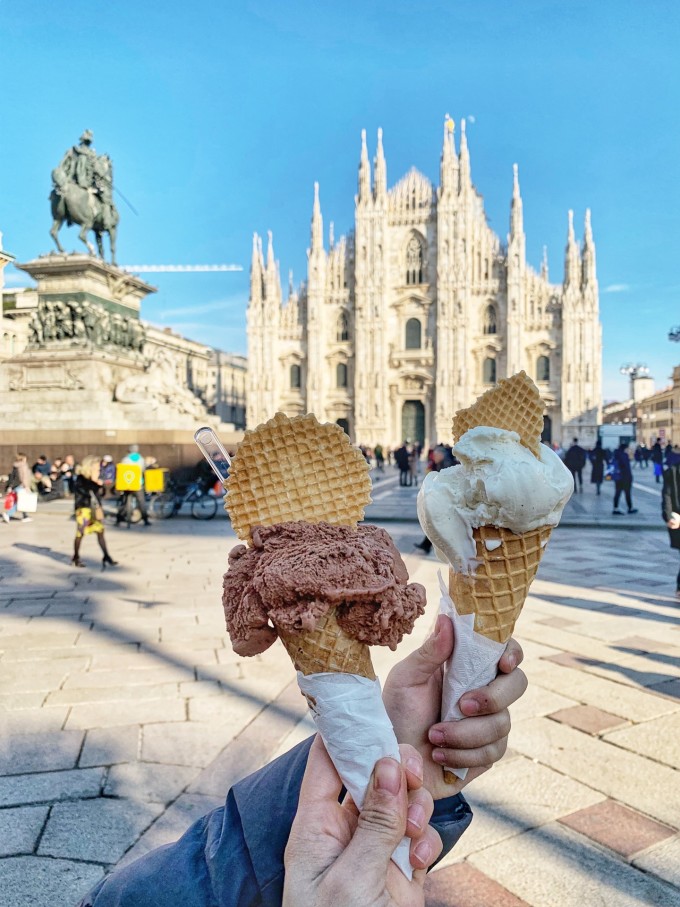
<box><xmin>90</xmin><ymin>492</ymin><xmax>104</xmax><ymax>522</ymax></box>
<box><xmin>4</xmin><ymin>490</ymin><xmax>17</xmax><ymax>511</ymax></box>
<box><xmin>16</xmin><ymin>489</ymin><xmax>38</xmax><ymax>513</ymax></box>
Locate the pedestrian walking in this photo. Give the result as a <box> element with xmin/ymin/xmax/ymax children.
<box><xmin>408</xmin><ymin>444</ymin><xmax>420</xmax><ymax>487</ymax></box>
<box><xmin>662</xmin><ymin>460</ymin><xmax>680</xmax><ymax>598</ymax></box>
<box><xmin>2</xmin><ymin>453</ymin><xmax>34</xmax><ymax>523</ymax></box>
<box><xmin>564</xmin><ymin>438</ymin><xmax>587</xmax><ymax>493</ymax></box>
<box><xmin>612</xmin><ymin>442</ymin><xmax>638</xmax><ymax>515</ymax></box>
<box><xmin>590</xmin><ymin>439</ymin><xmax>607</xmax><ymax>496</ymax></box>
<box><xmin>393</xmin><ymin>443</ymin><xmax>411</xmax><ymax>487</ymax></box>
<box><xmin>72</xmin><ymin>455</ymin><xmax>118</xmax><ymax>569</ymax></box>
<box><xmin>374</xmin><ymin>444</ymin><xmax>384</xmax><ymax>472</ymax></box>
<box><xmin>651</xmin><ymin>438</ymin><xmax>663</xmax><ymax>484</ymax></box>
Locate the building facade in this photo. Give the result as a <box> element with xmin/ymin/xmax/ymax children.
<box><xmin>247</xmin><ymin>120</ymin><xmax>602</xmax><ymax>448</ymax></box>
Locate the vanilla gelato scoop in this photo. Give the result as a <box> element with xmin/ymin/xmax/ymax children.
<box><xmin>417</xmin><ymin>426</ymin><xmax>573</xmax><ymax>574</ymax></box>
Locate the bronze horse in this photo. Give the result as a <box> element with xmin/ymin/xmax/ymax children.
<box><xmin>49</xmin><ymin>156</ymin><xmax>119</xmax><ymax>264</ymax></box>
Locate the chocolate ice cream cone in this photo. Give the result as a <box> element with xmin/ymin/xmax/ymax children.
<box><xmin>225</xmin><ymin>412</ymin><xmax>375</xmax><ymax>677</ymax></box>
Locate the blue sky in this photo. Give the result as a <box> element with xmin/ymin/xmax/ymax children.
<box><xmin>1</xmin><ymin>0</ymin><xmax>678</xmax><ymax>401</ymax></box>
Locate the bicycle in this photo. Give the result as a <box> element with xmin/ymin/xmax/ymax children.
<box><xmin>149</xmin><ymin>479</ymin><xmax>218</xmax><ymax>520</ymax></box>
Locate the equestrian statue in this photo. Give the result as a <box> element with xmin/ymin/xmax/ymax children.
<box><xmin>49</xmin><ymin>130</ymin><xmax>120</xmax><ymax>265</ymax></box>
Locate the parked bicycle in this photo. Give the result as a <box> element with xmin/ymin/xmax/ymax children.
<box><xmin>149</xmin><ymin>479</ymin><xmax>217</xmax><ymax>520</ymax></box>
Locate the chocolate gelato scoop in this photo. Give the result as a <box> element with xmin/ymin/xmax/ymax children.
<box><xmin>223</xmin><ymin>521</ymin><xmax>426</xmax><ymax>657</ymax></box>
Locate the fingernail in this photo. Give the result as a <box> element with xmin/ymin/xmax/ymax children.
<box><xmin>407</xmin><ymin>803</ymin><xmax>425</xmax><ymax>830</ymax></box>
<box><xmin>406</xmin><ymin>754</ymin><xmax>423</xmax><ymax>781</ymax></box>
<box><xmin>414</xmin><ymin>840</ymin><xmax>432</xmax><ymax>866</ymax></box>
<box><xmin>460</xmin><ymin>697</ymin><xmax>480</xmax><ymax>715</ymax></box>
<box><xmin>431</xmin><ymin>749</ymin><xmax>446</xmax><ymax>764</ymax></box>
<box><xmin>375</xmin><ymin>758</ymin><xmax>401</xmax><ymax>794</ymax></box>
<box><xmin>505</xmin><ymin>652</ymin><xmax>517</xmax><ymax>670</ymax></box>
<box><xmin>429</xmin><ymin>728</ymin><xmax>445</xmax><ymax>746</ymax></box>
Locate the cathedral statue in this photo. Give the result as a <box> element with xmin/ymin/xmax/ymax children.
<box><xmin>49</xmin><ymin>130</ymin><xmax>120</xmax><ymax>265</ymax></box>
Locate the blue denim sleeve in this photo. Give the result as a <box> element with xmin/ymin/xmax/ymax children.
<box><xmin>77</xmin><ymin>735</ymin><xmax>472</xmax><ymax>907</ymax></box>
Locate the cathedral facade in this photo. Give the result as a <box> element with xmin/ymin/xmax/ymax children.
<box><xmin>247</xmin><ymin>120</ymin><xmax>602</xmax><ymax>449</ymax></box>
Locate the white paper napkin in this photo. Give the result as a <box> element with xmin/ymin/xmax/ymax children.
<box><xmin>437</xmin><ymin>571</ymin><xmax>506</xmax><ymax>780</ymax></box>
<box><xmin>297</xmin><ymin>671</ymin><xmax>413</xmax><ymax>879</ymax></box>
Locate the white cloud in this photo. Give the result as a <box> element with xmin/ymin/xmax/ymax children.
<box><xmin>604</xmin><ymin>283</ymin><xmax>630</xmax><ymax>293</ymax></box>
<box><xmin>467</xmin><ymin>115</ymin><xmax>476</xmax><ymax>124</ymax></box>
<box><xmin>160</xmin><ymin>296</ymin><xmax>247</xmax><ymax>319</ymax></box>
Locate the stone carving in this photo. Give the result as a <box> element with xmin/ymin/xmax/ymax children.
<box><xmin>114</xmin><ymin>349</ymin><xmax>206</xmax><ymax>417</ymax></box>
<box><xmin>50</xmin><ymin>130</ymin><xmax>120</xmax><ymax>263</ymax></box>
<box><xmin>27</xmin><ymin>298</ymin><xmax>146</xmax><ymax>354</ymax></box>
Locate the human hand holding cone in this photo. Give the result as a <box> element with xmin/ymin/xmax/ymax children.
<box><xmin>417</xmin><ymin>372</ymin><xmax>573</xmax><ymax>784</ymax></box>
<box><xmin>223</xmin><ymin>412</ymin><xmax>425</xmax><ymax>876</ymax></box>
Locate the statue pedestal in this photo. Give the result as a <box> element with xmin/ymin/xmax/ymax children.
<box><xmin>1</xmin><ymin>254</ymin><xmax>242</xmax><ymax>466</ymax></box>
<box><xmin>15</xmin><ymin>252</ymin><xmax>155</xmax><ymax>319</ymax></box>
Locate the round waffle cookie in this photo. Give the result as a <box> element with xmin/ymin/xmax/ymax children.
<box><xmin>225</xmin><ymin>412</ymin><xmax>372</xmax><ymax>542</ymax></box>
<box><xmin>452</xmin><ymin>370</ymin><xmax>544</xmax><ymax>457</ymax></box>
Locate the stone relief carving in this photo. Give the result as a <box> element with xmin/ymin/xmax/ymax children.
<box><xmin>27</xmin><ymin>297</ymin><xmax>146</xmax><ymax>353</ymax></box>
<box><xmin>114</xmin><ymin>349</ymin><xmax>206</xmax><ymax>418</ymax></box>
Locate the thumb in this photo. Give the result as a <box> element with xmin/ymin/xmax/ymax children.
<box><xmin>394</xmin><ymin>614</ymin><xmax>454</xmax><ymax>685</ymax></box>
<box><xmin>342</xmin><ymin>758</ymin><xmax>406</xmax><ymax>876</ymax></box>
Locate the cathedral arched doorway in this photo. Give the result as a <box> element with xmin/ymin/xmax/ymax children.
<box><xmin>336</xmin><ymin>418</ymin><xmax>350</xmax><ymax>436</ymax></box>
<box><xmin>541</xmin><ymin>415</ymin><xmax>552</xmax><ymax>445</ymax></box>
<box><xmin>401</xmin><ymin>400</ymin><xmax>425</xmax><ymax>446</ymax></box>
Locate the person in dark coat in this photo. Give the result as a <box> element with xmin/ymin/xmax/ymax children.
<box><xmin>394</xmin><ymin>443</ymin><xmax>411</xmax><ymax>487</ymax></box>
<box><xmin>564</xmin><ymin>438</ymin><xmax>587</xmax><ymax>493</ymax></box>
<box><xmin>662</xmin><ymin>461</ymin><xmax>680</xmax><ymax>597</ymax></box>
<box><xmin>651</xmin><ymin>438</ymin><xmax>663</xmax><ymax>483</ymax></box>
<box><xmin>589</xmin><ymin>439</ymin><xmax>607</xmax><ymax>496</ymax></box>
<box><xmin>612</xmin><ymin>442</ymin><xmax>638</xmax><ymax>515</ymax></box>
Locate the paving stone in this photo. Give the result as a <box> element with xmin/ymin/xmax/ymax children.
<box><xmin>39</xmin><ymin>797</ymin><xmax>163</xmax><ymax>863</ymax></box>
<box><xmin>0</xmin><ymin>767</ymin><xmax>104</xmax><ymax>807</ymax></box>
<box><xmin>648</xmin><ymin>677</ymin><xmax>680</xmax><ymax>700</ymax></box>
<box><xmin>425</xmin><ymin>862</ymin><xmax>531</xmax><ymax>906</ymax></box>
<box><xmin>0</xmin><ymin>804</ymin><xmax>49</xmax><ymax>856</ymax></box>
<box><xmin>507</xmin><ymin>683</ymin><xmax>575</xmax><ymax>723</ymax></box>
<box><xmin>65</xmin><ymin>698</ymin><xmax>186</xmax><ymax>730</ymax></box>
<box><xmin>62</xmin><ymin>666</ymin><xmax>188</xmax><ymax>688</ymax></box>
<box><xmin>0</xmin><ymin>729</ymin><xmax>84</xmax><ymax>775</ymax></box>
<box><xmin>79</xmin><ymin>726</ymin><xmax>140</xmax><ymax>767</ymax></box>
<box><xmin>511</xmin><ymin>716</ymin><xmax>680</xmax><ymax>827</ymax></box>
<box><xmin>559</xmin><ymin>799</ymin><xmax>676</xmax><ymax>857</ymax></box>
<box><xmin>613</xmin><ymin>635</ymin><xmax>680</xmax><ymax>657</ymax></box>
<box><xmin>0</xmin><ymin>855</ymin><xmax>105</xmax><ymax>907</ymax></box>
<box><xmin>47</xmin><ymin>681</ymin><xmax>179</xmax><ymax>706</ymax></box>
<box><xmin>141</xmin><ymin>719</ymin><xmax>239</xmax><ymax>768</ymax></box>
<box><xmin>470</xmin><ymin>821</ymin><xmax>680</xmax><ymax>907</ymax></box>
<box><xmin>525</xmin><ymin>659</ymin><xmax>677</xmax><ymax>722</ymax></box>
<box><xmin>548</xmin><ymin>704</ymin><xmax>627</xmax><ymax>735</ymax></box>
<box><xmin>634</xmin><ymin>835</ymin><xmax>680</xmax><ymax>888</ymax></box>
<box><xmin>603</xmin><ymin>709</ymin><xmax>680</xmax><ymax>769</ymax></box>
<box><xmin>104</xmin><ymin>761</ymin><xmax>196</xmax><ymax>804</ymax></box>
<box><xmin>437</xmin><ymin>755</ymin><xmax>604</xmax><ymax>864</ymax></box>
<box><xmin>0</xmin><ymin>705</ymin><xmax>70</xmax><ymax>734</ymax></box>
<box><xmin>535</xmin><ymin>616</ymin><xmax>580</xmax><ymax>629</ymax></box>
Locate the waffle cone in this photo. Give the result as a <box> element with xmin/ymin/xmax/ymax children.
<box><xmin>226</xmin><ymin>412</ymin><xmax>374</xmax><ymax>677</ymax></box>
<box><xmin>448</xmin><ymin>524</ymin><xmax>552</xmax><ymax>643</ymax></box>
<box><xmin>225</xmin><ymin>412</ymin><xmax>372</xmax><ymax>541</ymax></box>
<box><xmin>278</xmin><ymin>609</ymin><xmax>375</xmax><ymax>680</ymax></box>
<box><xmin>452</xmin><ymin>371</ymin><xmax>544</xmax><ymax>457</ymax></box>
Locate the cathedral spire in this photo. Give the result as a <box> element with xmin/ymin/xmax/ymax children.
<box><xmin>564</xmin><ymin>209</ymin><xmax>580</xmax><ymax>289</ymax></box>
<box><xmin>541</xmin><ymin>245</ymin><xmax>549</xmax><ymax>281</ymax></box>
<box><xmin>510</xmin><ymin>163</ymin><xmax>524</xmax><ymax>240</ymax></box>
<box><xmin>358</xmin><ymin>129</ymin><xmax>371</xmax><ymax>205</ymax></box>
<box><xmin>440</xmin><ymin>114</ymin><xmax>458</xmax><ymax>196</ymax></box>
<box><xmin>374</xmin><ymin>127</ymin><xmax>387</xmax><ymax>202</ymax></box>
<box><xmin>581</xmin><ymin>208</ymin><xmax>597</xmax><ymax>289</ymax></box>
<box><xmin>311</xmin><ymin>181</ymin><xmax>324</xmax><ymax>252</ymax></box>
<box><xmin>250</xmin><ymin>231</ymin><xmax>262</xmax><ymax>303</ymax></box>
<box><xmin>458</xmin><ymin>117</ymin><xmax>471</xmax><ymax>192</ymax></box>
<box><xmin>266</xmin><ymin>229</ymin><xmax>275</xmax><ymax>273</ymax></box>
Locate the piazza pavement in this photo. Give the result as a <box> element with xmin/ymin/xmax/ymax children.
<box><xmin>1</xmin><ymin>462</ymin><xmax>679</xmax><ymax>907</ymax></box>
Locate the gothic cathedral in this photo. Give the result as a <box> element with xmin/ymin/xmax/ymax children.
<box><xmin>247</xmin><ymin>119</ymin><xmax>601</xmax><ymax>449</ymax></box>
